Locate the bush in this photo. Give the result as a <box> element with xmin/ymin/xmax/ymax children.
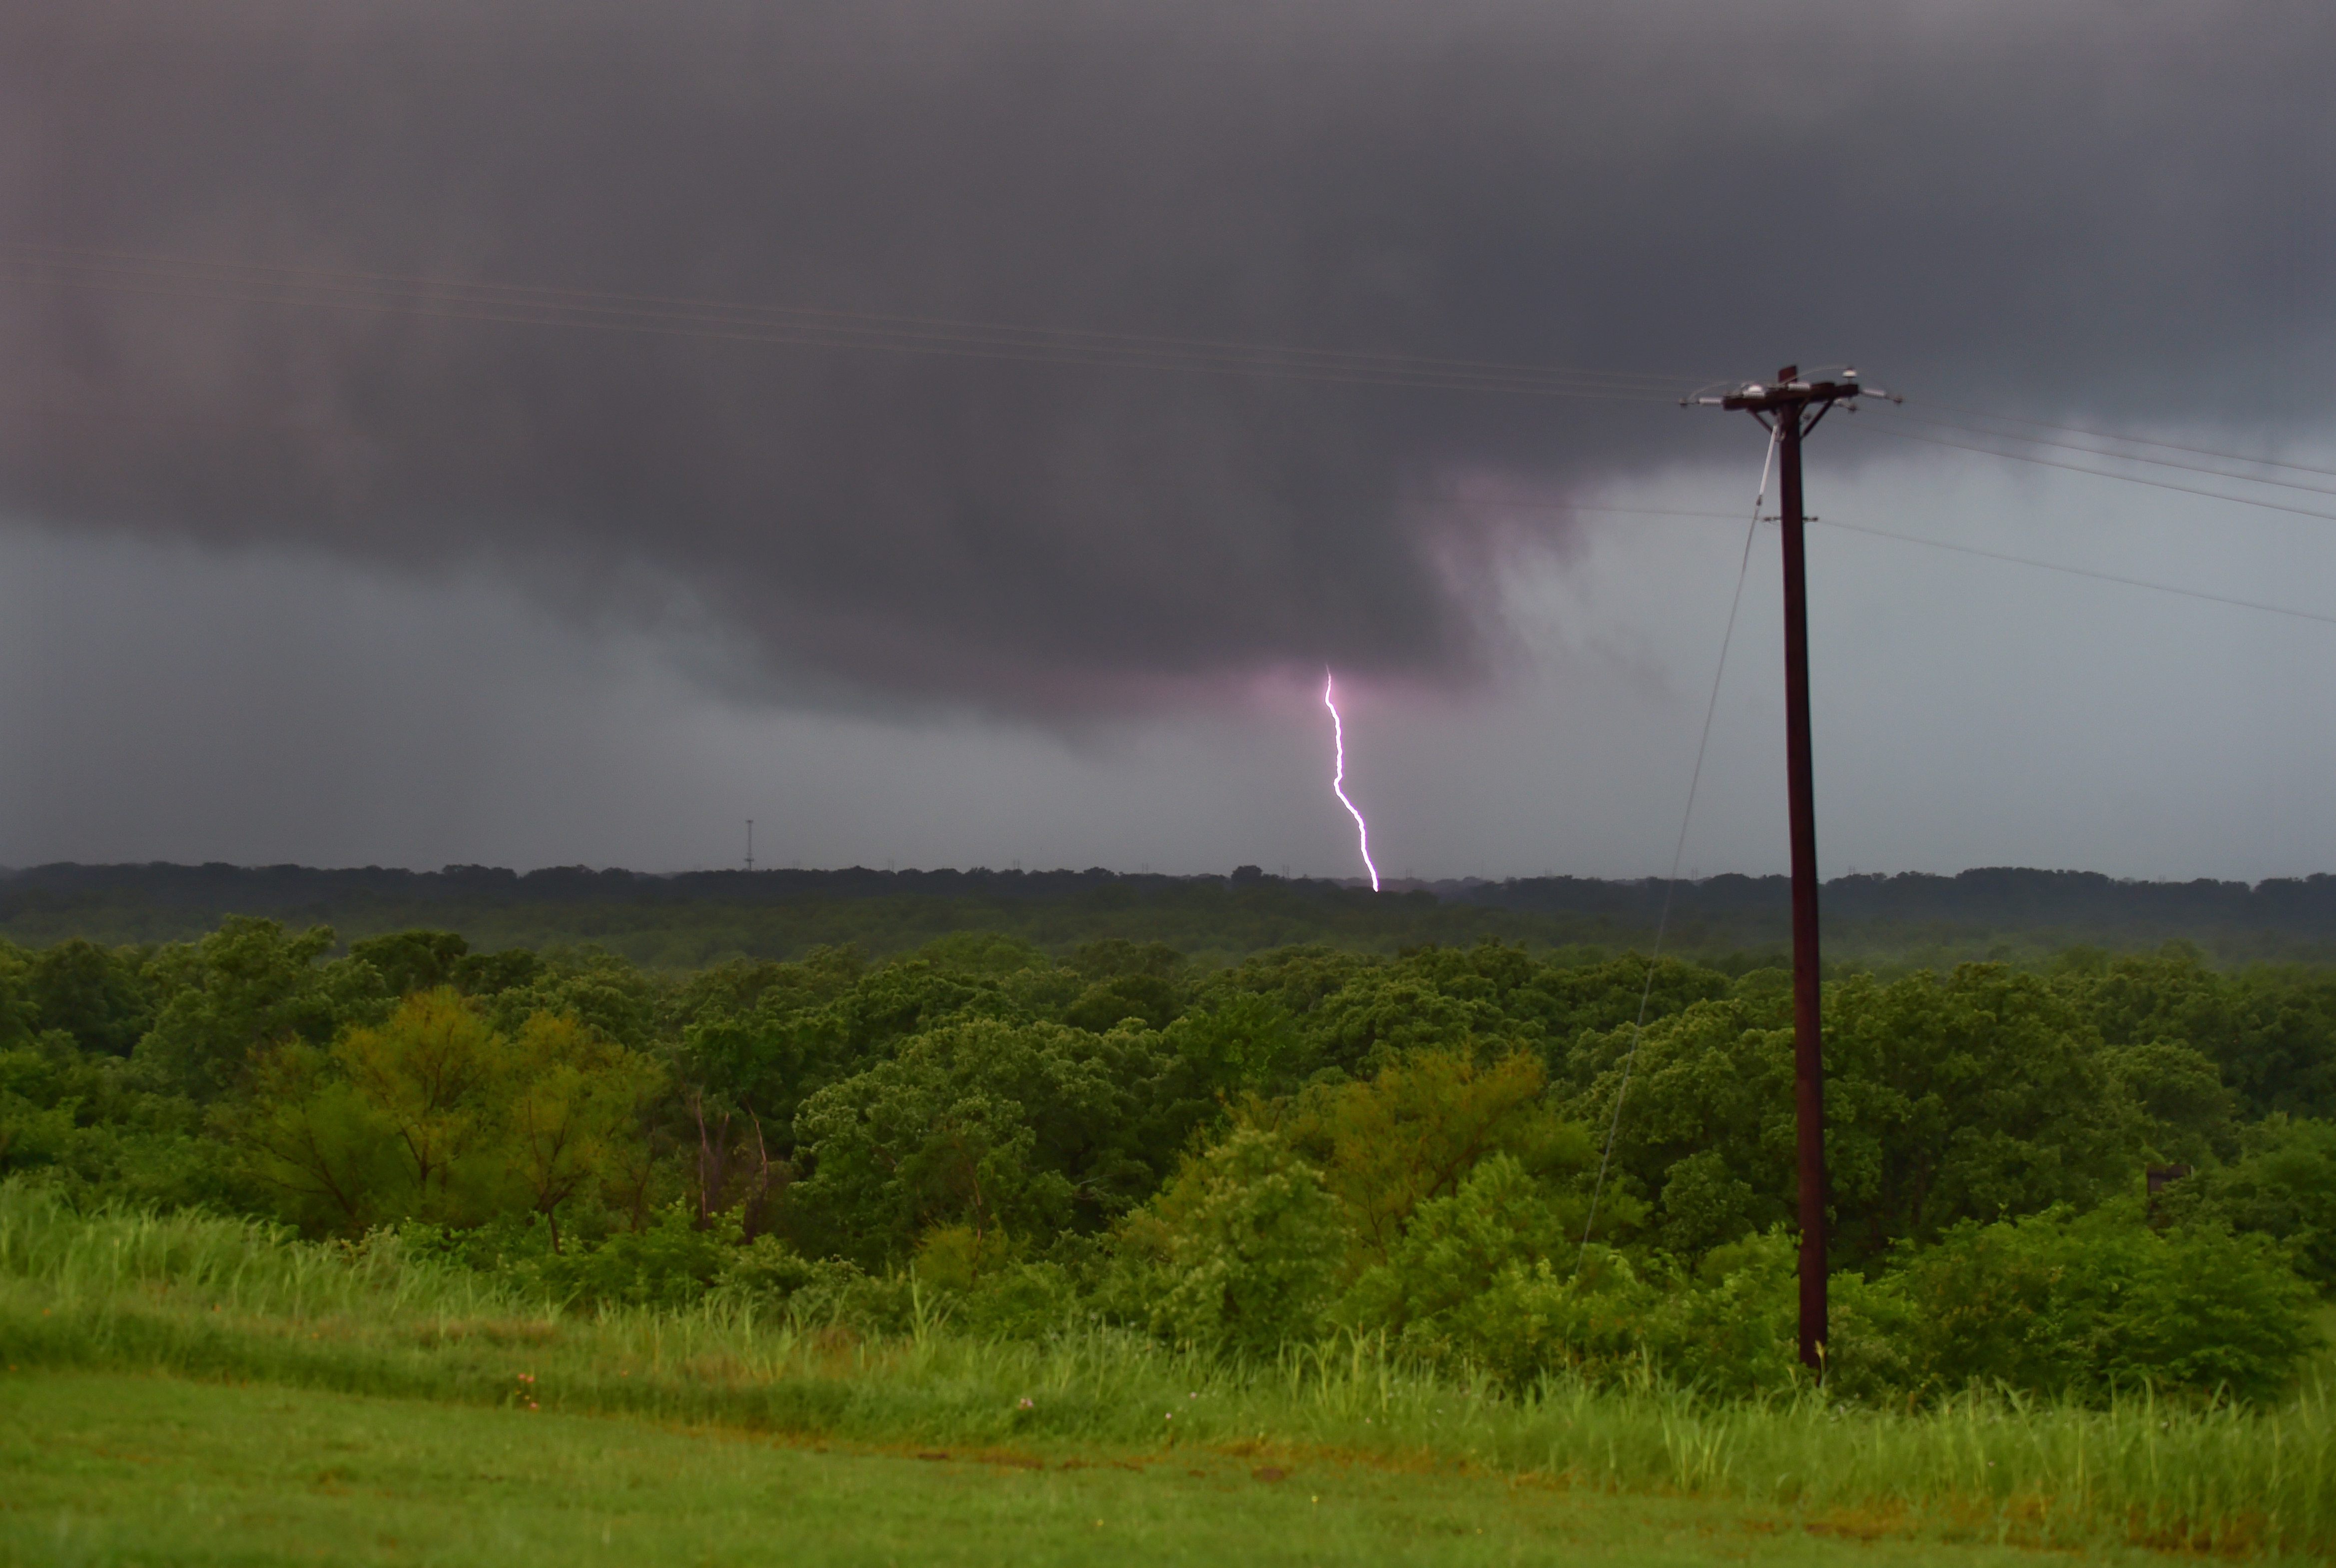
<box><xmin>1641</xmin><ymin>1229</ymin><xmax>1805</xmax><ymax>1397</ymax></box>
<box><xmin>535</xmin><ymin>1201</ymin><xmax>735</xmax><ymax>1310</ymax></box>
<box><xmin>2162</xmin><ymin>1116</ymin><xmax>2336</xmax><ymax>1289</ymax></box>
<box><xmin>1344</xmin><ymin>1198</ymin><xmax>1806</xmax><ymax>1397</ymax></box>
<box><xmin>1127</xmin><ymin>1125</ymin><xmax>1350</xmax><ymax>1358</ymax></box>
<box><xmin>1871</xmin><ymin>1203</ymin><xmax>2322</xmax><ymax>1403</ymax></box>
<box><xmin>950</xmin><ymin>1261</ymin><xmax>1087</xmax><ymax>1339</ymax></box>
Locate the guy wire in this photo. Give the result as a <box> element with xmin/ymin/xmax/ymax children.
<box><xmin>1577</xmin><ymin>422</ymin><xmax>1775</xmax><ymax>1264</ymax></box>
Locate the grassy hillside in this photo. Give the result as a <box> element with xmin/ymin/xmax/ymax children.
<box><xmin>4</xmin><ymin>1192</ymin><xmax>2331</xmax><ymax>1559</ymax></box>
<box><xmin>2</xmin><ymin>1372</ymin><xmax>2246</xmax><ymax>1568</ymax></box>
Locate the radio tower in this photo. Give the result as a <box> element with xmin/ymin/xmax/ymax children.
<box><xmin>1685</xmin><ymin>365</ymin><xmax>1896</xmax><ymax>1375</ymax></box>
<box><xmin>744</xmin><ymin>819</ymin><xmax>755</xmax><ymax>874</ymax></box>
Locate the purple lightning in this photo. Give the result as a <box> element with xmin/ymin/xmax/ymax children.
<box><xmin>1322</xmin><ymin>671</ymin><xmax>1380</xmax><ymax>892</ymax></box>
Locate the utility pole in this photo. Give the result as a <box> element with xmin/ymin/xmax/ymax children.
<box><xmin>1686</xmin><ymin>365</ymin><xmax>1892</xmax><ymax>1374</ymax></box>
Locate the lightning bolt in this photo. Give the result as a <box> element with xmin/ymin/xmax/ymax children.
<box><xmin>1323</xmin><ymin>671</ymin><xmax>1380</xmax><ymax>892</ymax></box>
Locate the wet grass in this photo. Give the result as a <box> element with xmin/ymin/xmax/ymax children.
<box><xmin>3</xmin><ymin>1184</ymin><xmax>2331</xmax><ymax>1558</ymax></box>
<box><xmin>0</xmin><ymin>1371</ymin><xmax>2246</xmax><ymax>1567</ymax></box>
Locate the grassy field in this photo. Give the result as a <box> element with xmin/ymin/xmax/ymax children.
<box><xmin>0</xmin><ymin>1371</ymin><xmax>2246</xmax><ymax>1568</ymax></box>
<box><xmin>3</xmin><ymin>1187</ymin><xmax>2332</xmax><ymax>1562</ymax></box>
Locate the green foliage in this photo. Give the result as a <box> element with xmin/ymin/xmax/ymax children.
<box><xmin>133</xmin><ymin>918</ymin><xmax>354</xmax><ymax>1098</ymax></box>
<box><xmin>789</xmin><ymin>1018</ymin><xmax>1150</xmax><ymax>1262</ymax></box>
<box><xmin>539</xmin><ymin>1200</ymin><xmax>735</xmax><ymax>1309</ymax></box>
<box><xmin>1130</xmin><ymin>1125</ymin><xmax>1351</xmax><ymax>1358</ymax></box>
<box><xmin>1869</xmin><ymin>1204</ymin><xmax>2323</xmax><ymax>1404</ymax></box>
<box><xmin>2069</xmin><ymin>947</ymin><xmax>2336</xmax><ymax>1121</ymax></box>
<box><xmin>347</xmin><ymin>928</ymin><xmax>472</xmax><ymax>998</ymax></box>
<box><xmin>1339</xmin><ymin>1152</ymin><xmax>1582</xmax><ymax>1356</ymax></box>
<box><xmin>2159</xmin><ymin>1115</ymin><xmax>2336</xmax><ymax>1288</ymax></box>
<box><xmin>1817</xmin><ymin>967</ymin><xmax>2158</xmax><ymax>1263</ymax></box>
<box><xmin>0</xmin><ymin>1031</ymin><xmax>231</xmax><ymax>1208</ymax></box>
<box><xmin>25</xmin><ymin>938</ymin><xmax>150</xmax><ymax>1056</ymax></box>
<box><xmin>1562</xmin><ymin>964</ymin><xmax>2254</xmax><ymax>1270</ymax></box>
<box><xmin>9</xmin><ymin>1186</ymin><xmax>2334</xmax><ymax>1557</ymax></box>
<box><xmin>1266</xmin><ymin>1048</ymin><xmax>1592</xmax><ymax>1267</ymax></box>
<box><xmin>8</xmin><ymin>911</ymin><xmax>2336</xmax><ymax>1414</ymax></box>
<box><xmin>480</xmin><ymin>947</ymin><xmax>658</xmax><ymax>1051</ymax></box>
<box><xmin>0</xmin><ymin>1046</ymin><xmax>77</xmax><ymax>1176</ymax></box>
<box><xmin>226</xmin><ymin>989</ymin><xmax>657</xmax><ymax>1239</ymax></box>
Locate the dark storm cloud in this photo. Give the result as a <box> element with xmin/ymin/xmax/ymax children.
<box><xmin>2</xmin><ymin>0</ymin><xmax>2330</xmax><ymax>711</ymax></box>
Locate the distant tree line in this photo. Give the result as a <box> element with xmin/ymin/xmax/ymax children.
<box><xmin>1</xmin><ymin>917</ymin><xmax>2330</xmax><ymax>1401</ymax></box>
<box><xmin>9</xmin><ymin>861</ymin><xmax>2336</xmax><ymax>967</ymax></box>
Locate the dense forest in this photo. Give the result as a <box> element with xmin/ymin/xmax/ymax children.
<box><xmin>12</xmin><ymin>861</ymin><xmax>2336</xmax><ymax>967</ymax></box>
<box><xmin>4</xmin><ymin>907</ymin><xmax>2332</xmax><ymax>1404</ymax></box>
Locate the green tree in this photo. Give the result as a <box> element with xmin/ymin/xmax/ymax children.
<box><xmin>1130</xmin><ymin>1124</ymin><xmax>1351</xmax><ymax>1359</ymax></box>
<box><xmin>2162</xmin><ymin>1116</ymin><xmax>2336</xmax><ymax>1288</ymax></box>
<box><xmin>481</xmin><ymin>947</ymin><xmax>658</xmax><ymax>1051</ymax></box>
<box><xmin>504</xmin><ymin>1011</ymin><xmax>661</xmax><ymax>1251</ymax></box>
<box><xmin>347</xmin><ymin>929</ymin><xmax>471</xmax><ymax>1000</ymax></box>
<box><xmin>231</xmin><ymin>989</ymin><xmax>656</xmax><ymax>1237</ymax></box>
<box><xmin>0</xmin><ymin>945</ymin><xmax>40</xmax><ymax>1055</ymax></box>
<box><xmin>1570</xmin><ymin>966</ymin><xmax>2197</xmax><ymax>1267</ymax></box>
<box><xmin>25</xmin><ymin>939</ymin><xmax>150</xmax><ymax>1056</ymax></box>
<box><xmin>1818</xmin><ymin>966</ymin><xmax>2159</xmax><ymax>1263</ymax></box>
<box><xmin>230</xmin><ymin>1040</ymin><xmax>405</xmax><ymax>1232</ymax></box>
<box><xmin>789</xmin><ymin>1018</ymin><xmax>1143</xmax><ymax>1262</ymax></box>
<box><xmin>135</xmin><ymin>920</ymin><xmax>357</xmax><ymax>1098</ymax></box>
<box><xmin>1266</xmin><ymin>1048</ymin><xmax>1591</xmax><ymax>1268</ymax></box>
<box><xmin>1340</xmin><ymin>1152</ymin><xmax>1582</xmax><ymax>1344</ymax></box>
<box><xmin>1876</xmin><ymin>1204</ymin><xmax>2321</xmax><ymax>1403</ymax></box>
<box><xmin>2068</xmin><ymin>949</ymin><xmax>2336</xmax><ymax>1121</ymax></box>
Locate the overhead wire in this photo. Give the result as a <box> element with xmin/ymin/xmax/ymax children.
<box><xmin>12</xmin><ymin>244</ymin><xmax>2333</xmax><ymax>625</ymax></box>
<box><xmin>1865</xmin><ymin>405</ymin><xmax>2336</xmax><ymax>501</ymax></box>
<box><xmin>1842</xmin><ymin>417</ymin><xmax>2336</xmax><ymax>525</ymax></box>
<box><xmin>0</xmin><ymin>241</ymin><xmax>1704</xmax><ymax>391</ymax></box>
<box><xmin>0</xmin><ymin>243</ymin><xmax>1695</xmax><ymax>402</ymax></box>
<box><xmin>1902</xmin><ymin>398</ymin><xmax>2336</xmax><ymax>483</ymax></box>
<box><xmin>1561</xmin><ymin>431</ymin><xmax>2336</xmax><ymax>1259</ymax></box>
<box><xmin>1553</xmin><ymin>501</ymin><xmax>2336</xmax><ymax>629</ymax></box>
<box><xmin>0</xmin><ymin>262</ymin><xmax>1668</xmax><ymax>402</ymax></box>
<box><xmin>1813</xmin><ymin>520</ymin><xmax>2336</xmax><ymax>628</ymax></box>
<box><xmin>1577</xmin><ymin>424</ymin><xmax>1776</xmax><ymax>1263</ymax></box>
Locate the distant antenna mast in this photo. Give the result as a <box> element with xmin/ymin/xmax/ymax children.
<box><xmin>744</xmin><ymin>819</ymin><xmax>754</xmax><ymax>873</ymax></box>
<box><xmin>1685</xmin><ymin>365</ymin><xmax>1897</xmax><ymax>1377</ymax></box>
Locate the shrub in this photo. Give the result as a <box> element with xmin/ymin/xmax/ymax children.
<box><xmin>1641</xmin><ymin>1229</ymin><xmax>1805</xmax><ymax>1397</ymax></box>
<box><xmin>534</xmin><ymin>1201</ymin><xmax>734</xmax><ymax>1309</ymax></box>
<box><xmin>2162</xmin><ymin>1115</ymin><xmax>2336</xmax><ymax>1289</ymax></box>
<box><xmin>1129</xmin><ymin>1125</ymin><xmax>1350</xmax><ymax>1358</ymax></box>
<box><xmin>950</xmin><ymin>1261</ymin><xmax>1086</xmax><ymax>1339</ymax></box>
<box><xmin>1872</xmin><ymin>1202</ymin><xmax>2322</xmax><ymax>1403</ymax></box>
<box><xmin>1344</xmin><ymin>1192</ymin><xmax>1805</xmax><ymax>1396</ymax></box>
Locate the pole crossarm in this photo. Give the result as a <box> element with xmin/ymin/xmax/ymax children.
<box><xmin>1685</xmin><ymin>366</ymin><xmax>1893</xmax><ymax>419</ymax></box>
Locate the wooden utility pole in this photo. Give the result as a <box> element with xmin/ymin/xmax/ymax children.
<box><xmin>1687</xmin><ymin>365</ymin><xmax>1886</xmax><ymax>1374</ymax></box>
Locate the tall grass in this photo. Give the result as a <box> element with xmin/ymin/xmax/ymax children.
<box><xmin>2</xmin><ymin>1180</ymin><xmax>2329</xmax><ymax>1556</ymax></box>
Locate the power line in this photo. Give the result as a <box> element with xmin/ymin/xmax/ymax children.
<box><xmin>0</xmin><ymin>258</ymin><xmax>1666</xmax><ymax>402</ymax></box>
<box><xmin>1815</xmin><ymin>519</ymin><xmax>2336</xmax><ymax>628</ymax></box>
<box><xmin>1874</xmin><ymin>407</ymin><xmax>2336</xmax><ymax>501</ymax></box>
<box><xmin>1512</xmin><ymin>502</ymin><xmax>1741</xmax><ymax>520</ymax></box>
<box><xmin>0</xmin><ymin>243</ymin><xmax>1696</xmax><ymax>401</ymax></box>
<box><xmin>1844</xmin><ymin>418</ymin><xmax>2336</xmax><ymax>524</ymax></box>
<box><xmin>1905</xmin><ymin>398</ymin><xmax>2336</xmax><ymax>483</ymax></box>
<box><xmin>1566</xmin><ymin>500</ymin><xmax>2336</xmax><ymax>628</ymax></box>
<box><xmin>0</xmin><ymin>241</ymin><xmax>1700</xmax><ymax>391</ymax></box>
<box><xmin>1441</xmin><ymin>495</ymin><xmax>2336</xmax><ymax>631</ymax></box>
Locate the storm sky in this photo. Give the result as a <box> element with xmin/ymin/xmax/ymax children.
<box><xmin>1</xmin><ymin>0</ymin><xmax>2332</xmax><ymax>878</ymax></box>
